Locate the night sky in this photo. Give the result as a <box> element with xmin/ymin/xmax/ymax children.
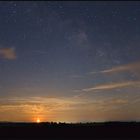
<box><xmin>0</xmin><ymin>1</ymin><xmax>140</xmax><ymax>122</ymax></box>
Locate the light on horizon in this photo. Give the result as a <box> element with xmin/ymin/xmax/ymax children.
<box><xmin>36</xmin><ymin>118</ymin><xmax>40</xmax><ymax>123</ymax></box>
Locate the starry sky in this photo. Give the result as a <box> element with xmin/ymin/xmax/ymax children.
<box><xmin>0</xmin><ymin>1</ymin><xmax>140</xmax><ymax>122</ymax></box>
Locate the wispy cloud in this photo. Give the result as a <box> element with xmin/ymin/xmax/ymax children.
<box><xmin>0</xmin><ymin>96</ymin><xmax>86</xmax><ymax>114</ymax></box>
<box><xmin>0</xmin><ymin>96</ymin><xmax>92</xmax><ymax>122</ymax></box>
<box><xmin>72</xmin><ymin>61</ymin><xmax>140</xmax><ymax>98</ymax></box>
<box><xmin>0</xmin><ymin>95</ymin><xmax>140</xmax><ymax>122</ymax></box>
<box><xmin>0</xmin><ymin>47</ymin><xmax>16</xmax><ymax>60</ymax></box>
<box><xmin>71</xmin><ymin>61</ymin><xmax>140</xmax><ymax>82</ymax></box>
<box><xmin>90</xmin><ymin>61</ymin><xmax>140</xmax><ymax>75</ymax></box>
<box><xmin>74</xmin><ymin>81</ymin><xmax>140</xmax><ymax>97</ymax></box>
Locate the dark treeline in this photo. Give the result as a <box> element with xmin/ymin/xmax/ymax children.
<box><xmin>0</xmin><ymin>121</ymin><xmax>140</xmax><ymax>139</ymax></box>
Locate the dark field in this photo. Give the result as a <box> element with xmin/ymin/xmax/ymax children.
<box><xmin>0</xmin><ymin>122</ymin><xmax>140</xmax><ymax>140</ymax></box>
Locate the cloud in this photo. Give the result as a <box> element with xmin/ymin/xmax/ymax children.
<box><xmin>90</xmin><ymin>61</ymin><xmax>140</xmax><ymax>75</ymax></box>
<box><xmin>107</xmin><ymin>99</ymin><xmax>128</xmax><ymax>105</ymax></box>
<box><xmin>74</xmin><ymin>81</ymin><xmax>140</xmax><ymax>97</ymax></box>
<box><xmin>0</xmin><ymin>47</ymin><xmax>16</xmax><ymax>60</ymax></box>
<box><xmin>0</xmin><ymin>96</ymin><xmax>86</xmax><ymax>114</ymax></box>
<box><xmin>0</xmin><ymin>96</ymin><xmax>93</xmax><ymax>122</ymax></box>
<box><xmin>73</xmin><ymin>61</ymin><xmax>140</xmax><ymax>97</ymax></box>
<box><xmin>0</xmin><ymin>95</ymin><xmax>140</xmax><ymax>122</ymax></box>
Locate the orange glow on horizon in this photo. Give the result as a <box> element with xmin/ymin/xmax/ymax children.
<box><xmin>36</xmin><ymin>118</ymin><xmax>40</xmax><ymax>123</ymax></box>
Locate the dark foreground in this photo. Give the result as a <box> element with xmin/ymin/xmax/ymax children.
<box><xmin>0</xmin><ymin>122</ymin><xmax>140</xmax><ymax>140</ymax></box>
